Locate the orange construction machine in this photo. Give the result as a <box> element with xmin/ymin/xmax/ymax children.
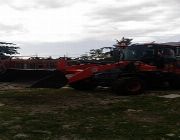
<box><xmin>1</xmin><ymin>43</ymin><xmax>180</xmax><ymax>95</ymax></box>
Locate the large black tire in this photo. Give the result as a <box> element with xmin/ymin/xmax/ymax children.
<box><xmin>169</xmin><ymin>80</ymin><xmax>180</xmax><ymax>89</ymax></box>
<box><xmin>69</xmin><ymin>78</ymin><xmax>97</xmax><ymax>91</ymax></box>
<box><xmin>112</xmin><ymin>77</ymin><xmax>144</xmax><ymax>95</ymax></box>
<box><xmin>0</xmin><ymin>63</ymin><xmax>6</xmax><ymax>75</ymax></box>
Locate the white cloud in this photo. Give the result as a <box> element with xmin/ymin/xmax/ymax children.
<box><xmin>0</xmin><ymin>2</ymin><xmax>93</xmax><ymax>42</ymax></box>
<box><xmin>0</xmin><ymin>0</ymin><xmax>180</xmax><ymax>56</ymax></box>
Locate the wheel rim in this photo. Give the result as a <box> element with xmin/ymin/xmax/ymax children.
<box><xmin>127</xmin><ymin>80</ymin><xmax>142</xmax><ymax>92</ymax></box>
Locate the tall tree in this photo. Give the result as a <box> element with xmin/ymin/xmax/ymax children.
<box><xmin>113</xmin><ymin>37</ymin><xmax>133</xmax><ymax>48</ymax></box>
<box><xmin>0</xmin><ymin>42</ymin><xmax>19</xmax><ymax>59</ymax></box>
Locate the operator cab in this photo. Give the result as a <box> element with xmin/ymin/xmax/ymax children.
<box><xmin>122</xmin><ymin>43</ymin><xmax>178</xmax><ymax>67</ymax></box>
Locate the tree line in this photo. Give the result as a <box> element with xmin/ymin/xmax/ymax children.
<box><xmin>78</xmin><ymin>37</ymin><xmax>133</xmax><ymax>61</ymax></box>
<box><xmin>0</xmin><ymin>42</ymin><xmax>19</xmax><ymax>59</ymax></box>
<box><xmin>0</xmin><ymin>37</ymin><xmax>132</xmax><ymax>60</ymax></box>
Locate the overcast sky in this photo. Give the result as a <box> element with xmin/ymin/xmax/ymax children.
<box><xmin>0</xmin><ymin>0</ymin><xmax>180</xmax><ymax>57</ymax></box>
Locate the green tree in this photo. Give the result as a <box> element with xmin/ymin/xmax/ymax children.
<box><xmin>113</xmin><ymin>37</ymin><xmax>133</xmax><ymax>48</ymax></box>
<box><xmin>0</xmin><ymin>42</ymin><xmax>19</xmax><ymax>59</ymax></box>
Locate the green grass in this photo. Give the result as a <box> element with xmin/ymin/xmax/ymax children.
<box><xmin>0</xmin><ymin>88</ymin><xmax>180</xmax><ymax>139</ymax></box>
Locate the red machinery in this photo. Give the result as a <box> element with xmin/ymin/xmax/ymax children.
<box><xmin>1</xmin><ymin>43</ymin><xmax>180</xmax><ymax>95</ymax></box>
<box><xmin>57</xmin><ymin>43</ymin><xmax>180</xmax><ymax>95</ymax></box>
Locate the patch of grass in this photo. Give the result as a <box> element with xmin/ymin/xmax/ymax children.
<box><xmin>0</xmin><ymin>88</ymin><xmax>180</xmax><ymax>139</ymax></box>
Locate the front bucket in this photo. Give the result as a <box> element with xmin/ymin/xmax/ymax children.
<box><xmin>30</xmin><ymin>71</ymin><xmax>68</xmax><ymax>88</ymax></box>
<box><xmin>0</xmin><ymin>69</ymin><xmax>68</xmax><ymax>88</ymax></box>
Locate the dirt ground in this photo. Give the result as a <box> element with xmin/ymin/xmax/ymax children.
<box><xmin>0</xmin><ymin>82</ymin><xmax>180</xmax><ymax>139</ymax></box>
<box><xmin>0</xmin><ymin>82</ymin><xmax>28</xmax><ymax>90</ymax></box>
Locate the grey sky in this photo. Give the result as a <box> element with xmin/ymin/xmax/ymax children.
<box><xmin>0</xmin><ymin>0</ymin><xmax>180</xmax><ymax>57</ymax></box>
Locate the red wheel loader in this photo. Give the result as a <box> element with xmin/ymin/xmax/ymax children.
<box><xmin>1</xmin><ymin>43</ymin><xmax>180</xmax><ymax>95</ymax></box>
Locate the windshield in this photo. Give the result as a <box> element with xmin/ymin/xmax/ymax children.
<box><xmin>123</xmin><ymin>45</ymin><xmax>154</xmax><ymax>60</ymax></box>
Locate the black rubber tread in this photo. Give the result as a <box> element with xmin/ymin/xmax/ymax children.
<box><xmin>169</xmin><ymin>80</ymin><xmax>180</xmax><ymax>89</ymax></box>
<box><xmin>69</xmin><ymin>78</ymin><xmax>97</xmax><ymax>91</ymax></box>
<box><xmin>0</xmin><ymin>63</ymin><xmax>6</xmax><ymax>74</ymax></box>
<box><xmin>111</xmin><ymin>77</ymin><xmax>144</xmax><ymax>95</ymax></box>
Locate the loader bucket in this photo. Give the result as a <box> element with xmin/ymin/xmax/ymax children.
<box><xmin>30</xmin><ymin>71</ymin><xmax>68</xmax><ymax>88</ymax></box>
<box><xmin>0</xmin><ymin>69</ymin><xmax>68</xmax><ymax>88</ymax></box>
